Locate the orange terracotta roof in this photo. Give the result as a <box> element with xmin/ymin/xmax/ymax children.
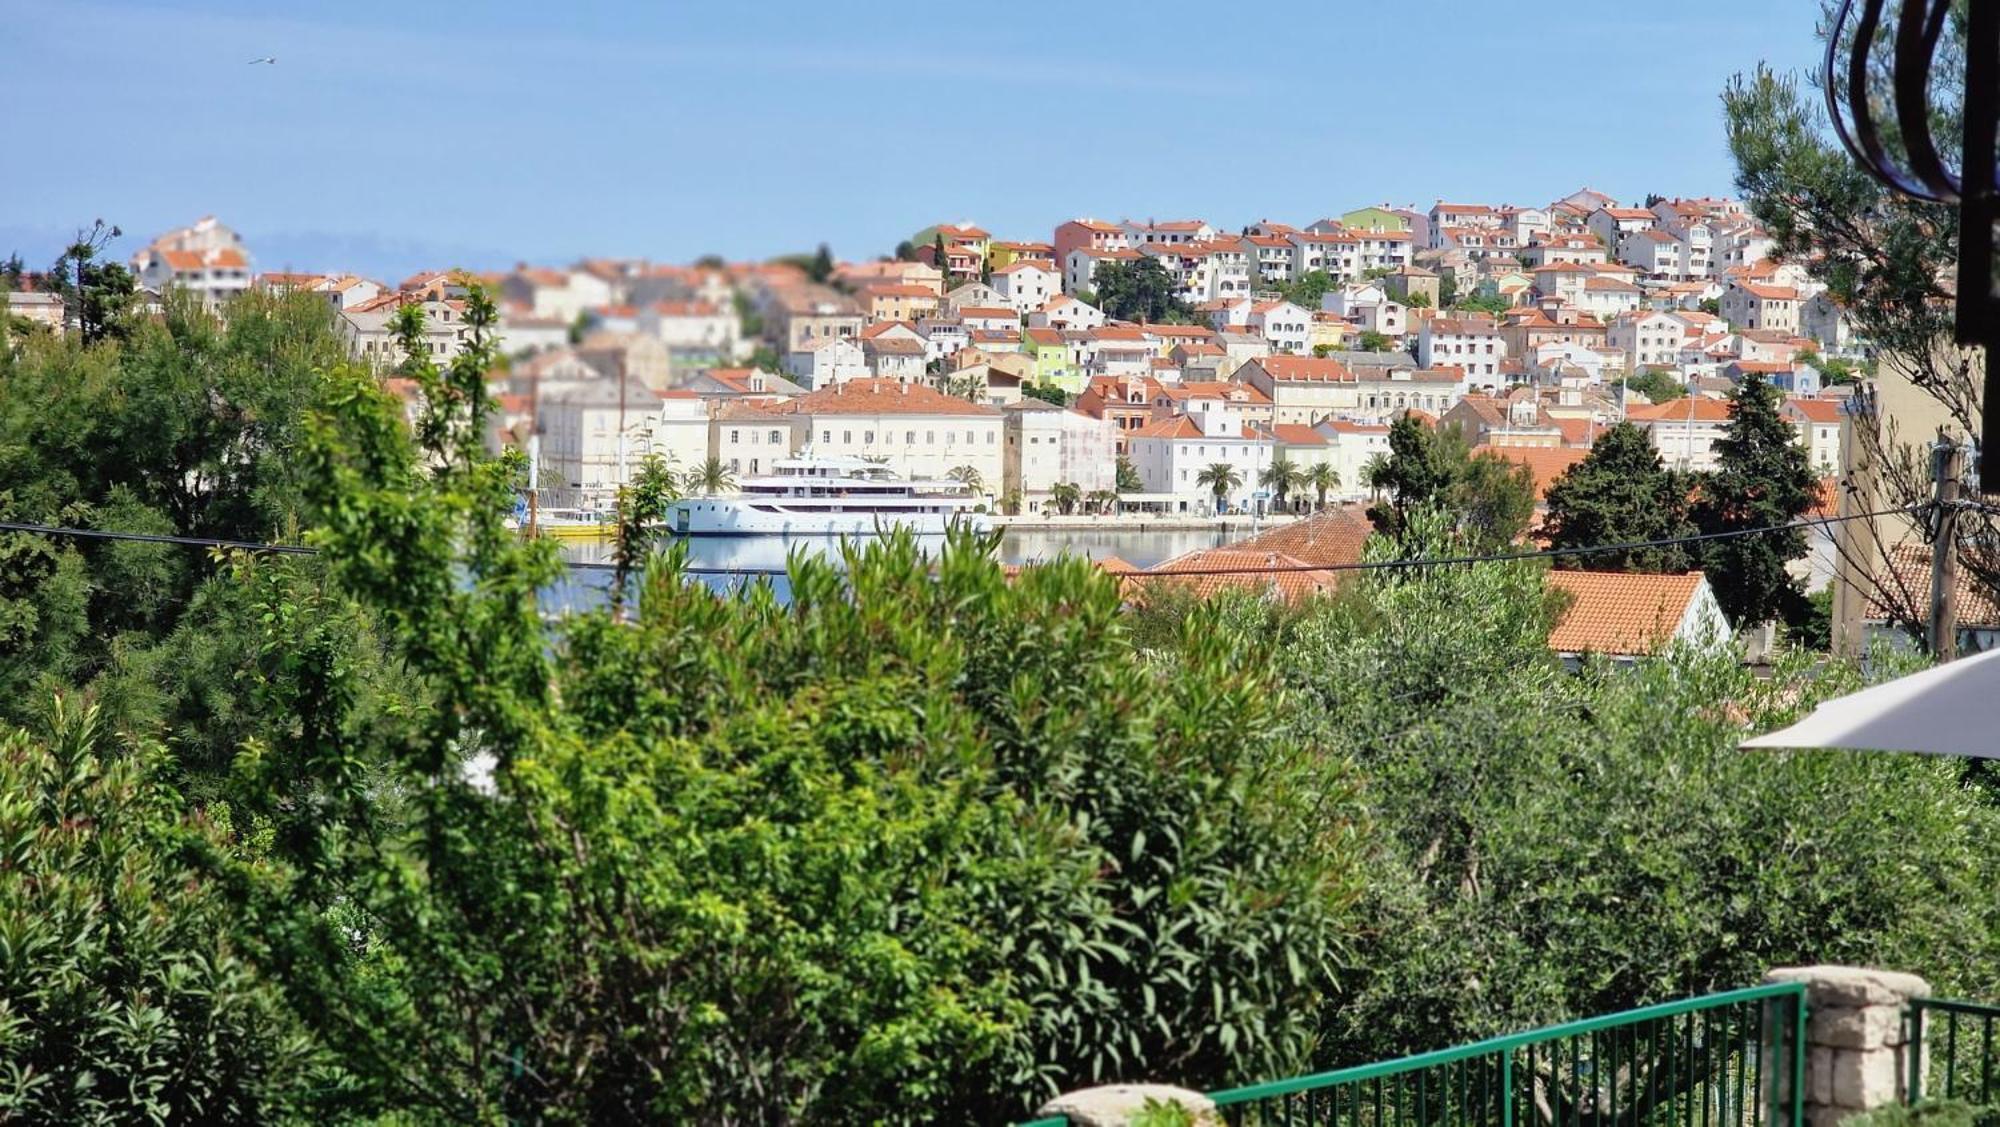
<box><xmin>1132</xmin><ymin>548</ymin><xmax>1341</xmax><ymax>603</ymax></box>
<box><xmin>1628</xmin><ymin>397</ymin><xmax>1734</xmax><ymax>423</ymax></box>
<box><xmin>1129</xmin><ymin>416</ymin><xmax>1204</xmax><ymax>440</ymax></box>
<box><xmin>1735</xmin><ymin>281</ymin><xmax>1800</xmax><ymax>301</ymax></box>
<box><xmin>1545</xmin><ymin>570</ymin><xmax>1709</xmax><ymax>656</ymax></box>
<box><xmin>1269</xmin><ymin>423</ymin><xmax>1328</xmax><ymax>446</ymax></box>
<box><xmin>1552</xmin><ymin>416</ymin><xmax>1600</xmax><ymax>447</ymax></box>
<box><xmin>1786</xmin><ymin>397</ymin><xmax>1843</xmax><ymax>423</ymax></box>
<box><xmin>789</xmin><ymin>378</ymin><xmax>1001</xmax><ymax>416</ymax></box>
<box><xmin>1257</xmin><ymin>356</ymin><xmax>1356</xmax><ymax>382</ymax></box>
<box><xmin>1227</xmin><ymin>507</ymin><xmax>1373</xmax><ymax>568</ymax></box>
<box><xmin>1472</xmin><ymin>444</ymin><xmax>1589</xmax><ymax>500</ymax></box>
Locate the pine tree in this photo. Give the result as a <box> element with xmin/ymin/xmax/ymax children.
<box><xmin>1693</xmin><ymin>373</ymin><xmax>1817</xmax><ymax>626</ymax></box>
<box><xmin>1543</xmin><ymin>422</ymin><xmax>1697</xmax><ymax>572</ymax></box>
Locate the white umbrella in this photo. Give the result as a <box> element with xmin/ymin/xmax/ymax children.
<box><xmin>1741</xmin><ymin>646</ymin><xmax>2000</xmax><ymax>757</ymax></box>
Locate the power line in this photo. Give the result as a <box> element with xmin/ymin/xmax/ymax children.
<box><xmin>1115</xmin><ymin>503</ymin><xmax>1929</xmax><ymax>579</ymax></box>
<box><xmin>0</xmin><ymin>521</ymin><xmax>316</xmax><ymax>556</ymax></box>
<box><xmin>0</xmin><ymin>503</ymin><xmax>1930</xmax><ymax>581</ymax></box>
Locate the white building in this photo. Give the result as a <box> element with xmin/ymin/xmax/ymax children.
<box><xmin>641</xmin><ymin>300</ymin><xmax>741</xmax><ymax>356</ymax></box>
<box><xmin>1313</xmin><ymin>419</ymin><xmax>1393</xmax><ymax>500</ymax></box>
<box><xmin>1002</xmin><ymin>400</ymin><xmax>1117</xmax><ymax>505</ymax></box>
<box><xmin>1029</xmin><ymin>294</ymin><xmax>1105</xmax><ymax>332</ymax></box>
<box><xmin>1586</xmin><ymin>206</ymin><xmax>1657</xmax><ymax>248</ymax></box>
<box><xmin>1784</xmin><ymin>397</ymin><xmax>1845</xmax><ymax>475</ymax></box>
<box><xmin>785</xmin><ymin>336</ymin><xmax>868</xmax><ymax>388</ymax></box>
<box><xmin>540</xmin><ymin>381</ymin><xmax>708</xmax><ymax>506</ymax></box>
<box><xmin>1720</xmin><ymin>280</ymin><xmax>1802</xmax><ymax>334</ymax></box>
<box><xmin>1126</xmin><ymin>408</ymin><xmax>1274</xmax><ymax>513</ymax></box>
<box><xmin>131</xmin><ymin>216</ymin><xmax>252</xmax><ymax>309</ymax></box>
<box><xmin>503</xmin><ymin>266</ymin><xmax>615</xmax><ymax>322</ymax></box>
<box><xmin>1607</xmin><ymin>310</ymin><xmax>1688</xmax><ymax>370</ymax></box>
<box><xmin>1247</xmin><ymin>299</ymin><xmax>1312</xmax><ymax>355</ymax></box>
<box><xmin>990</xmin><ymin>260</ymin><xmax>1061</xmax><ymax>314</ymax></box>
<box><xmin>789</xmin><ymin>378</ymin><xmax>1005</xmax><ymax>486</ymax></box>
<box><xmin>1416</xmin><ymin>315</ymin><xmax>1505</xmax><ymax>388</ymax></box>
<box><xmin>339</xmin><ymin>295</ymin><xmax>470</xmax><ymax>370</ymax></box>
<box><xmin>1629</xmin><ymin>396</ymin><xmax>1735</xmax><ymax>472</ymax></box>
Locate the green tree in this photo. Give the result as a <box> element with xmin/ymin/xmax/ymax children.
<box><xmin>1622</xmin><ymin>367</ymin><xmax>1686</xmax><ymax>404</ymax></box>
<box><xmin>1279</xmin><ymin>270</ymin><xmax>1337</xmax><ymax>310</ymax></box>
<box><xmin>1451</xmin><ymin>291</ymin><xmax>1512</xmax><ymax>316</ymax></box>
<box><xmin>1306</xmin><ymin>462</ymin><xmax>1340</xmax><ymax>510</ymax></box>
<box><xmin>1091</xmin><ymin>259</ymin><xmax>1197</xmax><ymax>324</ymax></box>
<box><xmin>893</xmin><ymin>240</ymin><xmax>917</xmax><ymax>262</ymax></box>
<box><xmin>0</xmin><ymin>697</ymin><xmax>323</xmax><ymax>1121</ymax></box>
<box><xmin>255</xmin><ymin>304</ymin><xmax>1371</xmax><ymax>1118</ymax></box>
<box><xmin>1259</xmin><ymin>456</ymin><xmax>1303</xmax><ymax>510</ymax></box>
<box><xmin>0</xmin><ymin>286</ymin><xmax>356</xmax><ymax>714</ymax></box>
<box><xmin>1145</xmin><ymin>510</ymin><xmax>2000</xmax><ymax>1065</ymax></box>
<box><xmin>688</xmin><ymin>455</ymin><xmax>736</xmax><ymax>496</ymax></box>
<box><xmin>1438</xmin><ymin>273</ymin><xmax>1459</xmax><ymax>307</ymax></box>
<box><xmin>1195</xmin><ymin>462</ymin><xmax>1243</xmax><ymax>511</ymax></box>
<box><xmin>946</xmin><ymin>464</ymin><xmax>985</xmax><ymax>495</ymax></box>
<box><xmin>1355</xmin><ymin>330</ymin><xmax>1394</xmax><ymax>353</ymax></box>
<box><xmin>810</xmin><ymin>241</ymin><xmax>834</xmax><ymax>283</ymax></box>
<box><xmin>1115</xmin><ymin>455</ymin><xmax>1143</xmax><ymax>493</ymax></box>
<box><xmin>1364</xmin><ymin>416</ymin><xmax>1534</xmax><ymax>550</ymax></box>
<box><xmin>610</xmin><ymin>453</ymin><xmax>682</xmax><ymax>622</ymax></box>
<box><xmin>1723</xmin><ymin>45</ymin><xmax>1994</xmax><ymax>621</ymax></box>
<box><xmin>1022</xmin><ymin>381</ymin><xmax>1072</xmax><ymax>407</ymax></box>
<box><xmin>1050</xmin><ymin>480</ymin><xmax>1081</xmax><ymax>515</ymax></box>
<box><xmin>1692</xmin><ymin>372</ymin><xmax>1817</xmax><ymax>627</ymax></box>
<box><xmin>1402</xmin><ymin>291</ymin><xmax>1433</xmax><ymax>309</ymax></box>
<box><xmin>1542</xmin><ymin>421</ymin><xmax>1698</xmax><ymax>572</ymax></box>
<box><xmin>46</xmin><ymin>220</ymin><xmax>137</xmax><ymax>345</ymax></box>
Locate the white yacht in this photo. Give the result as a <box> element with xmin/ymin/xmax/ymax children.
<box><xmin>666</xmin><ymin>455</ymin><xmax>989</xmax><ymax>537</ymax></box>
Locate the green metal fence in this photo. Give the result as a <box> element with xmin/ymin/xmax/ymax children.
<box><xmin>1202</xmin><ymin>983</ymin><xmax>1806</xmax><ymax>1127</ymax></box>
<box><xmin>1907</xmin><ymin>997</ymin><xmax>2000</xmax><ymax>1106</ymax></box>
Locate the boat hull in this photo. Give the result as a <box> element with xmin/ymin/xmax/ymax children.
<box><xmin>666</xmin><ymin>499</ymin><xmax>989</xmax><ymax>538</ymax></box>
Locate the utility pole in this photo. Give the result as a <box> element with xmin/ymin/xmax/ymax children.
<box><xmin>1928</xmin><ymin>437</ymin><xmax>1964</xmax><ymax>661</ymax></box>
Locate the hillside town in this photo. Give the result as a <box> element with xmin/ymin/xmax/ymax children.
<box><xmin>9</xmin><ymin>192</ymin><xmax>1856</xmax><ymax>529</ymax></box>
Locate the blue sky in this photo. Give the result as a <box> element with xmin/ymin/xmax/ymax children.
<box><xmin>4</xmin><ymin>0</ymin><xmax>1825</xmax><ymax>280</ymax></box>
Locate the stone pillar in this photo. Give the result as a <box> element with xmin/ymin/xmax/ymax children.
<box><xmin>1766</xmin><ymin>965</ymin><xmax>1932</xmax><ymax>1127</ymax></box>
<box><xmin>1035</xmin><ymin>1083</ymin><xmax>1219</xmax><ymax>1126</ymax></box>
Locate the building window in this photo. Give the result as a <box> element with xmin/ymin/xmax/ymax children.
<box><xmin>730</xmin><ymin>429</ymin><xmax>740</xmax><ymax>444</ymax></box>
<box><xmin>769</xmin><ymin>429</ymin><xmax>781</xmax><ymax>444</ymax></box>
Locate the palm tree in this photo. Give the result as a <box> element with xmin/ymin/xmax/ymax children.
<box><xmin>1259</xmin><ymin>457</ymin><xmax>1303</xmax><ymax>511</ymax></box>
<box><xmin>691</xmin><ymin>456</ymin><xmax>736</xmax><ymax>496</ymax></box>
<box><xmin>1362</xmin><ymin>453</ymin><xmax>1391</xmax><ymax>503</ymax></box>
<box><xmin>1194</xmin><ymin>462</ymin><xmax>1244</xmax><ymax>513</ymax></box>
<box><xmin>946</xmin><ymin>464</ymin><xmax>984</xmax><ymax>496</ymax></box>
<box><xmin>1050</xmin><ymin>481</ymin><xmax>1082</xmax><ymax>515</ymax></box>
<box><xmin>1086</xmin><ymin>489</ymin><xmax>1117</xmax><ymax>515</ymax></box>
<box><xmin>1306</xmin><ymin>462</ymin><xmax>1341</xmax><ymax>511</ymax></box>
<box><xmin>999</xmin><ymin>487</ymin><xmax>1024</xmax><ymax>516</ymax></box>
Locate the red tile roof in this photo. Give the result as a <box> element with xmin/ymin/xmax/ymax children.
<box><xmin>1227</xmin><ymin>508</ymin><xmax>1373</xmax><ymax>568</ymax></box>
<box><xmin>1472</xmin><ymin>444</ymin><xmax>1589</xmax><ymax>499</ymax></box>
<box><xmin>788</xmin><ymin>378</ymin><xmax>1001</xmax><ymax>416</ymax></box>
<box><xmin>1132</xmin><ymin>548</ymin><xmax>1341</xmax><ymax>603</ymax></box>
<box><xmin>1256</xmin><ymin>356</ymin><xmax>1356</xmax><ymax>382</ymax></box>
<box><xmin>1545</xmin><ymin>570</ymin><xmax>1710</xmax><ymax>656</ymax></box>
<box><xmin>1270</xmin><ymin>424</ymin><xmax>1328</xmax><ymax>446</ymax></box>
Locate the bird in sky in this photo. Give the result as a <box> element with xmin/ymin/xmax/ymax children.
<box><xmin>247</xmin><ymin>56</ymin><xmax>276</xmax><ymax>65</ymax></box>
